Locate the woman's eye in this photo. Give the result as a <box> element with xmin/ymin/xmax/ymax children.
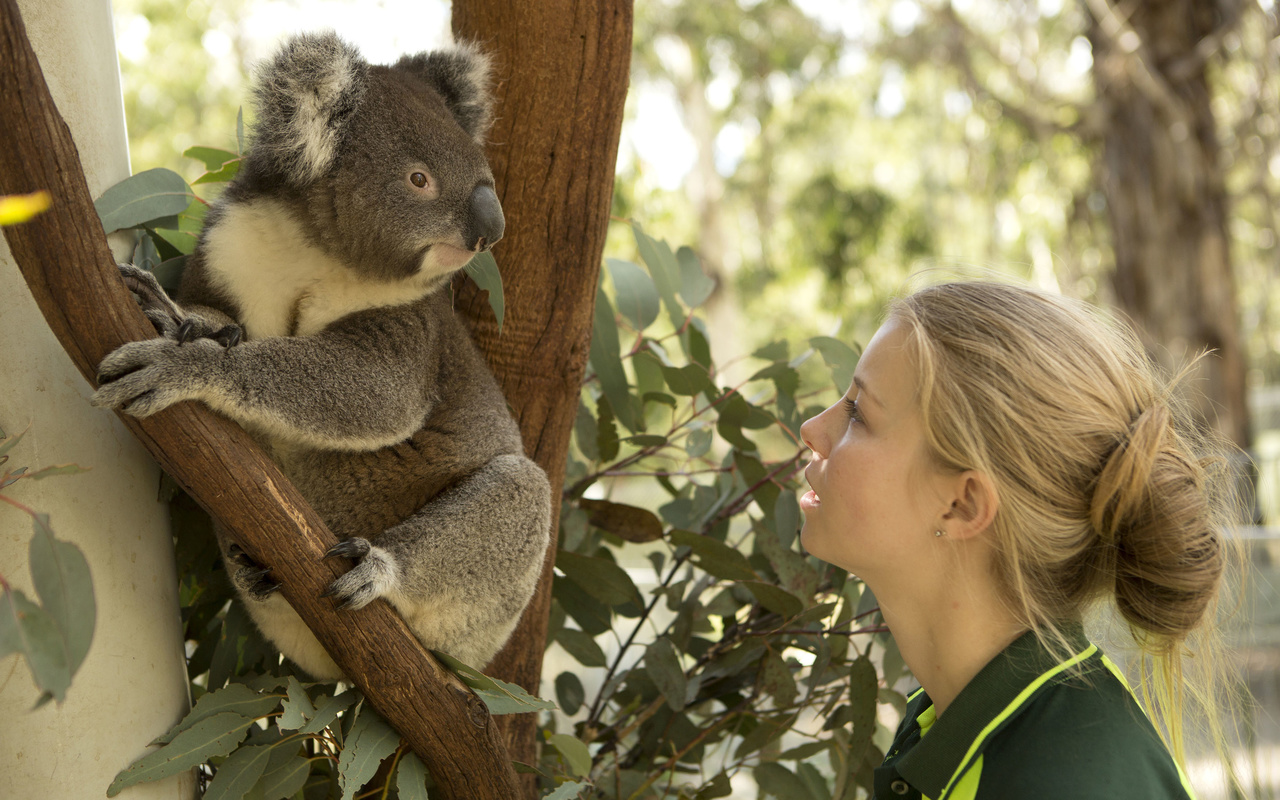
<box><xmin>410</xmin><ymin>172</ymin><xmax>429</xmax><ymax>188</ymax></box>
<box><xmin>843</xmin><ymin>397</ymin><xmax>862</xmax><ymax>422</ymax></box>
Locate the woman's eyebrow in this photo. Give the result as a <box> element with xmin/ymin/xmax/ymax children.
<box><xmin>853</xmin><ymin>375</ymin><xmax>882</xmax><ymax>408</ymax></box>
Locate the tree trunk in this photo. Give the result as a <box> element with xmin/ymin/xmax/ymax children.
<box><xmin>1087</xmin><ymin>0</ymin><xmax>1251</xmax><ymax>450</ymax></box>
<box><xmin>0</xmin><ymin>2</ymin><xmax>520</xmax><ymax>797</ymax></box>
<box><xmin>450</xmin><ymin>0</ymin><xmax>633</xmax><ymax>791</ymax></box>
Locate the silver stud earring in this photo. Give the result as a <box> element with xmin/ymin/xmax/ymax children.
<box><xmin>934</xmin><ymin>529</ymin><xmax>945</xmax><ymax>538</ymax></box>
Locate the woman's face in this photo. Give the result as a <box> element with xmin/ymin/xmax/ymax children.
<box><xmin>799</xmin><ymin>317</ymin><xmax>951</xmax><ymax>577</ymax></box>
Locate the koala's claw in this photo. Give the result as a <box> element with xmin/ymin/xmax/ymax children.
<box><xmin>323</xmin><ymin>538</ymin><xmax>395</xmax><ymax>611</ymax></box>
<box><xmin>325</xmin><ymin>538</ymin><xmax>372</xmax><ymax>560</ymax></box>
<box><xmin>226</xmin><ymin>543</ymin><xmax>282</xmax><ymax>600</ymax></box>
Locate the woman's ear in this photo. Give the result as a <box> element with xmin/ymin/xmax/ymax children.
<box><xmin>940</xmin><ymin>470</ymin><xmax>999</xmax><ymax>540</ymax></box>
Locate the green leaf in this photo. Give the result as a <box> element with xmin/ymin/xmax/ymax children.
<box><xmin>667</xmin><ymin>530</ymin><xmax>757</xmax><ymax>582</ymax></box>
<box><xmin>249</xmin><ymin>746</ymin><xmax>311</xmax><ymax>800</ymax></box>
<box><xmin>809</xmin><ymin>336</ymin><xmax>860</xmax><ymax>394</ymax></box>
<box><xmin>337</xmin><ymin>708</ymin><xmax>401</xmax><ymax>800</ymax></box>
<box><xmin>108</xmin><ymin>712</ymin><xmax>255</xmax><ymax>796</ymax></box>
<box><xmin>434</xmin><ymin>651</ymin><xmax>556</xmax><ymax>714</ymax></box>
<box><xmin>300</xmin><ymin>689</ymin><xmax>358</xmax><ymax>735</ymax></box>
<box><xmin>578</xmin><ymin>498</ymin><xmax>664</xmax><ymax>543</ymax></box>
<box><xmin>696</xmin><ymin>771</ymin><xmax>733</xmax><ymax>799</ymax></box>
<box><xmin>753</xmin><ymin>341</ymin><xmax>789</xmax><ymax>361</ymax></box>
<box><xmin>95</xmin><ymin>168</ymin><xmax>192</xmax><ymax>233</ymax></box>
<box><xmin>644</xmin><ymin>637</ymin><xmax>688</xmax><ymax>711</ymax></box>
<box><xmin>632</xmin><ymin>221</ymin><xmax>684</xmax><ymax>329</ymax></box>
<box><xmin>775</xmin><ymin>491</ymin><xmax>801</xmax><ymax>550</ymax></box>
<box><xmin>606</xmin><ymin>258</ymin><xmax>660</xmax><ymax>332</ymax></box>
<box><xmin>759</xmin><ymin>649</ymin><xmax>798</xmax><ymax>709</ymax></box>
<box><xmin>278</xmin><ymin>676</ymin><xmax>316</xmax><ymax>730</ymax></box>
<box><xmin>236</xmin><ymin>108</ymin><xmax>245</xmax><ymax>152</ymax></box>
<box><xmin>554</xmin><ymin>577</ymin><xmax>612</xmax><ymax>636</ymax></box>
<box><xmin>595</xmin><ymin>396</ymin><xmax>620</xmax><ymax>463</ymax></box>
<box><xmin>555</xmin><ymin>550</ymin><xmax>642</xmax><ymax>606</ymax></box>
<box><xmin>463</xmin><ymin>250</ymin><xmax>506</xmax><ymax>333</ymax></box>
<box><xmin>192</xmin><ymin>159</ymin><xmax>242</xmax><ymax>185</ymax></box>
<box><xmin>589</xmin><ymin>289</ymin><xmax>637</xmax><ymax>433</ymax></box>
<box><xmin>740</xmin><ymin>581</ymin><xmax>805</xmax><ymax>618</ymax></box>
<box><xmin>23</xmin><ymin>464</ymin><xmax>90</xmax><ymax>481</ymax></box>
<box><xmin>0</xmin><ymin>425</ymin><xmax>27</xmax><ymax>458</ymax></box>
<box><xmin>735</xmin><ymin>716</ymin><xmax>787</xmax><ymax>760</ymax></box>
<box><xmin>555</xmin><ymin>671</ymin><xmax>586</xmax><ymax>715</ymax></box>
<box><xmin>755</xmin><ymin>762</ymin><xmax>819</xmax><ymax>800</ymax></box>
<box><xmin>1</xmin><ymin>589</ymin><xmax>69</xmax><ymax>704</ymax></box>
<box><xmin>184</xmin><ymin>146</ymin><xmax>239</xmax><ymax>171</ymax></box>
<box><xmin>28</xmin><ymin>514</ymin><xmax>95</xmax><ymax>674</ymax></box>
<box><xmin>155</xmin><ymin>683</ymin><xmax>282</xmax><ymax>744</ymax></box>
<box><xmin>204</xmin><ymin>743</ymin><xmax>273</xmax><ymax>800</ymax></box>
<box><xmin>543</xmin><ymin>780</ymin><xmax>589</xmax><ymax>800</ymax></box>
<box><xmin>549</xmin><ymin>733</ymin><xmax>592</xmax><ymax>778</ymax></box>
<box><xmin>660</xmin><ymin>363</ymin><xmax>715</xmax><ymax>397</ymax></box>
<box><xmin>778</xmin><ymin>740</ymin><xmax>833</xmax><ymax>761</ymax></box>
<box><xmin>556</xmin><ymin>628</ymin><xmax>607</xmax><ymax>668</ymax></box>
<box><xmin>574</xmin><ymin>403</ymin><xmax>599</xmax><ymax>462</ymax></box>
<box><xmin>847</xmin><ymin>656</ymin><xmax>879</xmax><ymax>768</ymax></box>
<box><xmin>395</xmin><ymin>752</ymin><xmax>431</xmax><ymax>800</ymax></box>
<box><xmin>676</xmin><ymin>245</ymin><xmax>715</xmax><ymax>309</ymax></box>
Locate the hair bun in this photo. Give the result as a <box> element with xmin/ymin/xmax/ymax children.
<box><xmin>1090</xmin><ymin>402</ymin><xmax>1222</xmax><ymax>638</ymax></box>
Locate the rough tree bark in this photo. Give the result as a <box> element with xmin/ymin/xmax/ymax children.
<box><xmin>1087</xmin><ymin>0</ymin><xmax>1251</xmax><ymax>450</ymax></box>
<box><xmin>0</xmin><ymin>2</ymin><xmax>520</xmax><ymax>797</ymax></box>
<box><xmin>450</xmin><ymin>0</ymin><xmax>634</xmax><ymax>788</ymax></box>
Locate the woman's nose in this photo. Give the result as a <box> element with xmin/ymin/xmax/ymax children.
<box><xmin>800</xmin><ymin>415</ymin><xmax>823</xmax><ymax>458</ymax></box>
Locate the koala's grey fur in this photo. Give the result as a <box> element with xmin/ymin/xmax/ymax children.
<box><xmin>93</xmin><ymin>31</ymin><xmax>551</xmax><ymax>680</ymax></box>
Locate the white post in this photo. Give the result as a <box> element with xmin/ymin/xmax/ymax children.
<box><xmin>0</xmin><ymin>1</ymin><xmax>194</xmax><ymax>798</ymax></box>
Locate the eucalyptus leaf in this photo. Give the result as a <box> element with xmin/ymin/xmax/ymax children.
<box><xmin>755</xmin><ymin>761</ymin><xmax>819</xmax><ymax>800</ymax></box>
<box><xmin>555</xmin><ymin>550</ymin><xmax>642</xmax><ymax>606</ymax></box>
<box><xmin>631</xmin><ymin>221</ymin><xmax>684</xmax><ymax>329</ymax></box>
<box><xmin>184</xmin><ymin>146</ymin><xmax>239</xmax><ymax>171</ymax></box>
<box><xmin>549</xmin><ymin>733</ymin><xmax>592</xmax><ymax>778</ymax></box>
<box><xmin>463</xmin><ymin>250</ymin><xmax>506</xmax><ymax>333</ymax></box>
<box><xmin>847</xmin><ymin>656</ymin><xmax>879</xmax><ymax>768</ymax></box>
<box><xmin>2</xmin><ymin>589</ymin><xmax>69</xmax><ymax>705</ymax></box>
<box><xmin>589</xmin><ymin>289</ymin><xmax>637</xmax><ymax>433</ymax></box>
<box><xmin>644</xmin><ymin>637</ymin><xmax>688</xmax><ymax>711</ymax></box>
<box><xmin>667</xmin><ymin>529</ymin><xmax>757</xmax><ymax>582</ymax></box>
<box><xmin>759</xmin><ymin>648</ymin><xmax>798</xmax><ymax>709</ymax></box>
<box><xmin>606</xmin><ymin>257</ymin><xmax>660</xmax><ymax>332</ymax></box>
<box><xmin>543</xmin><ymin>780</ymin><xmax>589</xmax><ymax>800</ymax></box>
<box><xmin>553</xmin><ymin>576</ymin><xmax>612</xmax><ymax>636</ymax></box>
<box><xmin>660</xmin><ymin>363</ymin><xmax>715</xmax><ymax>397</ymax></box>
<box><xmin>809</xmin><ymin>336</ymin><xmax>860</xmax><ymax>394</ymax></box>
<box><xmin>740</xmin><ymin>581</ymin><xmax>805</xmax><ymax>618</ymax></box>
<box><xmin>28</xmin><ymin>513</ymin><xmax>95</xmax><ymax>674</ymax></box>
<box><xmin>155</xmin><ymin>682</ymin><xmax>281</xmax><ymax>744</ymax></box>
<box><xmin>578</xmin><ymin>498</ymin><xmax>664</xmax><ymax>543</ymax></box>
<box><xmin>203</xmin><ymin>743</ymin><xmax>273</xmax><ymax>800</ymax></box>
<box><xmin>395</xmin><ymin>752</ymin><xmax>431</xmax><ymax>800</ymax></box>
<box><xmin>337</xmin><ymin>708</ymin><xmax>401</xmax><ymax>800</ymax></box>
<box><xmin>108</xmin><ymin>712</ymin><xmax>254</xmax><ymax>796</ymax></box>
<box><xmin>249</xmin><ymin>746</ymin><xmax>311</xmax><ymax>800</ymax></box>
<box><xmin>676</xmin><ymin>245</ymin><xmax>715</xmax><ymax>309</ymax></box>
<box><xmin>278</xmin><ymin>675</ymin><xmax>316</xmax><ymax>729</ymax></box>
<box><xmin>95</xmin><ymin>168</ymin><xmax>192</xmax><ymax>234</ymax></box>
<box><xmin>555</xmin><ymin>671</ymin><xmax>586</xmax><ymax>715</ymax></box>
<box><xmin>300</xmin><ymin>689</ymin><xmax>358</xmax><ymax>735</ymax></box>
<box><xmin>556</xmin><ymin>628</ymin><xmax>607</xmax><ymax>668</ymax></box>
<box><xmin>433</xmin><ymin>651</ymin><xmax>556</xmax><ymax>714</ymax></box>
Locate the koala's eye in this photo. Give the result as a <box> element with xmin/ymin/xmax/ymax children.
<box><xmin>410</xmin><ymin>172</ymin><xmax>429</xmax><ymax>188</ymax></box>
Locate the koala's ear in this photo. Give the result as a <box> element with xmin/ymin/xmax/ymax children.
<box><xmin>394</xmin><ymin>42</ymin><xmax>494</xmax><ymax>143</ymax></box>
<box><xmin>251</xmin><ymin>31</ymin><xmax>369</xmax><ymax>185</ymax></box>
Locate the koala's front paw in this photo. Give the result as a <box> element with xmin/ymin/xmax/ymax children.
<box><xmin>227</xmin><ymin>542</ymin><xmax>282</xmax><ymax>600</ymax></box>
<box><xmin>92</xmin><ymin>336</ymin><xmax>222</xmax><ymax>417</ymax></box>
<box><xmin>322</xmin><ymin>537</ymin><xmax>399</xmax><ymax>610</ymax></box>
<box><xmin>118</xmin><ymin>263</ymin><xmax>243</xmax><ymax>348</ymax></box>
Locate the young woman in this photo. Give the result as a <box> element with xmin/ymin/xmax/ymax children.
<box><xmin>800</xmin><ymin>282</ymin><xmax>1241</xmax><ymax>799</ymax></box>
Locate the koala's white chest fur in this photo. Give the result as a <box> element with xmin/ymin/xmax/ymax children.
<box><xmin>203</xmin><ymin>199</ymin><xmax>444</xmax><ymax>340</ymax></box>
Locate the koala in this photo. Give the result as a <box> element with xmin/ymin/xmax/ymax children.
<box><xmin>92</xmin><ymin>32</ymin><xmax>552</xmax><ymax>680</ymax></box>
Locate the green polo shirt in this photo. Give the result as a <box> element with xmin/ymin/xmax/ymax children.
<box><xmin>872</xmin><ymin>629</ymin><xmax>1196</xmax><ymax>799</ymax></box>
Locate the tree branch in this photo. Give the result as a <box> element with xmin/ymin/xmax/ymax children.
<box><xmin>0</xmin><ymin>2</ymin><xmax>518</xmax><ymax>797</ymax></box>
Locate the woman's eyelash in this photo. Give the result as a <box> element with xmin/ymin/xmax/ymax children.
<box><xmin>843</xmin><ymin>397</ymin><xmax>862</xmax><ymax>421</ymax></box>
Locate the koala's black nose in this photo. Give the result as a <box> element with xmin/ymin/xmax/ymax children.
<box><xmin>468</xmin><ymin>185</ymin><xmax>504</xmax><ymax>251</ymax></box>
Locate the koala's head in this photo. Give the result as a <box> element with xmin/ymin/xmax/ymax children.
<box><xmin>245</xmin><ymin>32</ymin><xmax>503</xmax><ymax>283</ymax></box>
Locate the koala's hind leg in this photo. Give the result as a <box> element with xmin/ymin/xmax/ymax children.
<box><xmin>214</xmin><ymin>527</ymin><xmax>343</xmax><ymax>680</ymax></box>
<box><xmin>324</xmin><ymin>453</ymin><xmax>552</xmax><ymax>669</ymax></box>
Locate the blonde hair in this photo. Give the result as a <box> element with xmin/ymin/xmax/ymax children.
<box><xmin>889</xmin><ymin>280</ymin><xmax>1245</xmax><ymax>770</ymax></box>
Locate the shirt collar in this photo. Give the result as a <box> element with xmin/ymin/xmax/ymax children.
<box><xmin>894</xmin><ymin>626</ymin><xmax>1096</xmax><ymax>798</ymax></box>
